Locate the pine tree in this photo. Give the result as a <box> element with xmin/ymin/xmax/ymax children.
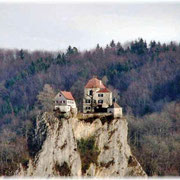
<box><xmin>19</xmin><ymin>49</ymin><xmax>25</xmax><ymax>60</ymax></box>
<box><xmin>110</xmin><ymin>40</ymin><xmax>115</xmax><ymax>48</ymax></box>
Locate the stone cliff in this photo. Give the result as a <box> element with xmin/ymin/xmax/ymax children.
<box><xmin>17</xmin><ymin>112</ymin><xmax>147</xmax><ymax>177</ymax></box>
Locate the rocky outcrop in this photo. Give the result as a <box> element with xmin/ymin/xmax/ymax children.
<box><xmin>70</xmin><ymin>115</ymin><xmax>146</xmax><ymax>177</ymax></box>
<box><xmin>18</xmin><ymin>112</ymin><xmax>146</xmax><ymax>177</ymax></box>
<box><xmin>19</xmin><ymin>112</ymin><xmax>81</xmax><ymax>176</ymax></box>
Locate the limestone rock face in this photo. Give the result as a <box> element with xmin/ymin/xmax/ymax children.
<box><xmin>18</xmin><ymin>112</ymin><xmax>146</xmax><ymax>177</ymax></box>
<box><xmin>70</xmin><ymin>117</ymin><xmax>146</xmax><ymax>177</ymax></box>
<box><xmin>19</xmin><ymin>112</ymin><xmax>81</xmax><ymax>177</ymax></box>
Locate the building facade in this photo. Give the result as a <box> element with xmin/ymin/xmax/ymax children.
<box><xmin>83</xmin><ymin>77</ymin><xmax>113</xmax><ymax>113</ymax></box>
<box><xmin>107</xmin><ymin>102</ymin><xmax>123</xmax><ymax>118</ymax></box>
<box><xmin>54</xmin><ymin>91</ymin><xmax>76</xmax><ymax>113</ymax></box>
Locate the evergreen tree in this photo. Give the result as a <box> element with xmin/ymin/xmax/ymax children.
<box><xmin>96</xmin><ymin>44</ymin><xmax>100</xmax><ymax>50</ymax></box>
<box><xmin>117</xmin><ymin>42</ymin><xmax>124</xmax><ymax>55</ymax></box>
<box><xmin>110</xmin><ymin>40</ymin><xmax>115</xmax><ymax>48</ymax></box>
<box><xmin>66</xmin><ymin>46</ymin><xmax>74</xmax><ymax>55</ymax></box>
<box><xmin>130</xmin><ymin>38</ymin><xmax>147</xmax><ymax>55</ymax></box>
<box><xmin>19</xmin><ymin>49</ymin><xmax>25</xmax><ymax>60</ymax></box>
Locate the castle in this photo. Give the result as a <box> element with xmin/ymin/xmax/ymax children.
<box><xmin>54</xmin><ymin>77</ymin><xmax>122</xmax><ymax>118</ymax></box>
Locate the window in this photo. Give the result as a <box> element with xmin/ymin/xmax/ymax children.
<box><xmin>59</xmin><ymin>101</ymin><xmax>65</xmax><ymax>104</ymax></box>
<box><xmin>98</xmin><ymin>94</ymin><xmax>103</xmax><ymax>97</ymax></box>
<box><xmin>89</xmin><ymin>90</ymin><xmax>93</xmax><ymax>96</ymax></box>
<box><xmin>94</xmin><ymin>100</ymin><xmax>96</xmax><ymax>103</ymax></box>
<box><xmin>85</xmin><ymin>99</ymin><xmax>91</xmax><ymax>103</ymax></box>
<box><xmin>86</xmin><ymin>107</ymin><xmax>91</xmax><ymax>110</ymax></box>
<box><xmin>59</xmin><ymin>94</ymin><xmax>61</xmax><ymax>97</ymax></box>
<box><xmin>98</xmin><ymin>100</ymin><xmax>103</xmax><ymax>104</ymax></box>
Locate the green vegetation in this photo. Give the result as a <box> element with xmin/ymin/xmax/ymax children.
<box><xmin>77</xmin><ymin>136</ymin><xmax>100</xmax><ymax>174</ymax></box>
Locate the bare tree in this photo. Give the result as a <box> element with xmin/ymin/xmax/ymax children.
<box><xmin>102</xmin><ymin>75</ymin><xmax>108</xmax><ymax>85</ymax></box>
<box><xmin>37</xmin><ymin>84</ymin><xmax>55</xmax><ymax>112</ymax></box>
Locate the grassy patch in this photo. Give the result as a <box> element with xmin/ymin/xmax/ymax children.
<box><xmin>77</xmin><ymin>136</ymin><xmax>100</xmax><ymax>174</ymax></box>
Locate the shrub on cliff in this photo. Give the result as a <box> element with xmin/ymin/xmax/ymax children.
<box><xmin>77</xmin><ymin>136</ymin><xmax>99</xmax><ymax>174</ymax></box>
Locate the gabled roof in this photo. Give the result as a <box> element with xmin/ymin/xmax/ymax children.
<box><xmin>97</xmin><ymin>88</ymin><xmax>110</xmax><ymax>93</ymax></box>
<box><xmin>60</xmin><ymin>91</ymin><xmax>75</xmax><ymax>100</ymax></box>
<box><xmin>85</xmin><ymin>77</ymin><xmax>106</xmax><ymax>89</ymax></box>
<box><xmin>109</xmin><ymin>102</ymin><xmax>121</xmax><ymax>108</ymax></box>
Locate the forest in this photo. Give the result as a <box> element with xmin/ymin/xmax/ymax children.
<box><xmin>0</xmin><ymin>38</ymin><xmax>179</xmax><ymax>176</ymax></box>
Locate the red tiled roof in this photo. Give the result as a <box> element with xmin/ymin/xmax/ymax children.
<box><xmin>85</xmin><ymin>77</ymin><xmax>106</xmax><ymax>88</ymax></box>
<box><xmin>61</xmin><ymin>91</ymin><xmax>75</xmax><ymax>100</ymax></box>
<box><xmin>97</xmin><ymin>88</ymin><xmax>110</xmax><ymax>93</ymax></box>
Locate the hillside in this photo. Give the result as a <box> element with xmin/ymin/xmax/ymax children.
<box><xmin>0</xmin><ymin>39</ymin><xmax>180</xmax><ymax>176</ymax></box>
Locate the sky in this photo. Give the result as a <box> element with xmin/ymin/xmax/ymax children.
<box><xmin>0</xmin><ymin>0</ymin><xmax>180</xmax><ymax>51</ymax></box>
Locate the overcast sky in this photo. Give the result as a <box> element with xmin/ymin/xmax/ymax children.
<box><xmin>0</xmin><ymin>1</ymin><xmax>180</xmax><ymax>51</ymax></box>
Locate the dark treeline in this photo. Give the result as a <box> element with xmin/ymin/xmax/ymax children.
<box><xmin>0</xmin><ymin>38</ymin><xmax>180</xmax><ymax>176</ymax></box>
